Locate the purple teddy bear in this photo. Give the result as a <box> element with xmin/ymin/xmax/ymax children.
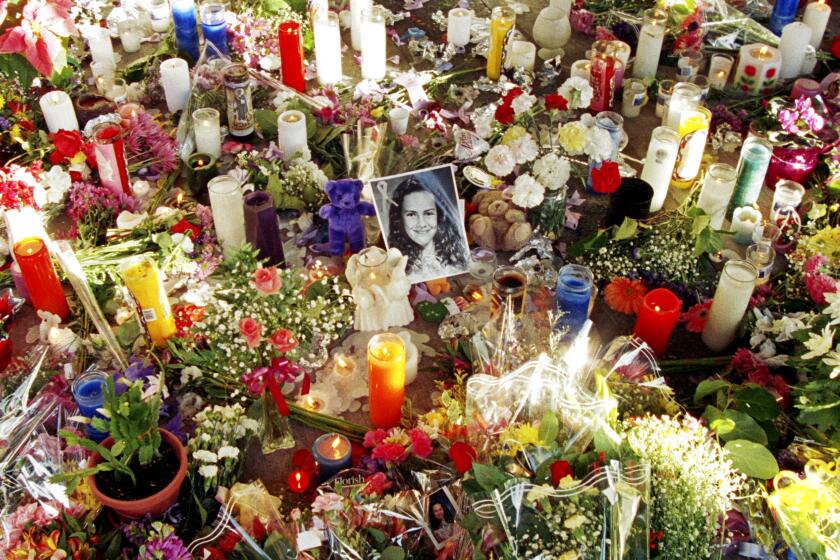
<box><xmin>319</xmin><ymin>179</ymin><xmax>376</xmax><ymax>256</ymax></box>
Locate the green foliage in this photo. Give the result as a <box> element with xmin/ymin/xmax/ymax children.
<box><xmin>471</xmin><ymin>463</ymin><xmax>509</xmax><ymax>492</ymax></box>
<box><xmin>0</xmin><ymin>54</ymin><xmax>39</xmax><ymax>90</ymax></box>
<box><xmin>724</xmin><ymin>440</ymin><xmax>779</xmax><ymax>479</ymax></box>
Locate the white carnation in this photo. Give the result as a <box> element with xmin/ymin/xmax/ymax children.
<box><xmin>484</xmin><ymin>145</ymin><xmax>516</xmax><ymax>177</ymax></box>
<box><xmin>507</xmin><ymin>134</ymin><xmax>540</xmax><ymax>164</ymax></box>
<box><xmin>584</xmin><ymin>127</ymin><xmax>615</xmax><ymax>162</ymax></box>
<box><xmin>558</xmin><ymin>77</ymin><xmax>594</xmax><ymax>109</ymax></box>
<box><xmin>511</xmin><ymin>93</ymin><xmax>537</xmax><ymax>116</ymax></box>
<box><xmin>193</xmin><ymin>450</ymin><xmax>218</xmax><ymax>463</ymax></box>
<box><xmin>217</xmin><ymin>445</ymin><xmax>240</xmax><ymax>460</ymax></box>
<box><xmin>510</xmin><ymin>174</ymin><xmax>545</xmax><ymax>209</ymax></box>
<box><xmin>533</xmin><ymin>153</ymin><xmax>571</xmax><ymax>191</ymax></box>
<box><xmin>472</xmin><ymin>106</ymin><xmax>496</xmax><ymax>139</ymax></box>
<box><xmin>198</xmin><ymin>464</ymin><xmax>218</xmax><ymax>478</ymax></box>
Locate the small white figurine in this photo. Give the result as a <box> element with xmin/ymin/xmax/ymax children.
<box><xmin>346</xmin><ymin>247</ymin><xmax>412</xmax><ymax>331</ymax></box>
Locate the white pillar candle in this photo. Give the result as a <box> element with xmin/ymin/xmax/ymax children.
<box><xmin>85</xmin><ymin>26</ymin><xmax>115</xmax><ymax>66</ymax></box>
<box><xmin>313</xmin><ymin>10</ymin><xmax>342</xmax><ymax>86</ymax></box>
<box><xmin>802</xmin><ymin>0</ymin><xmax>831</xmax><ymax>49</ymax></box>
<box><xmin>801</xmin><ymin>46</ymin><xmax>818</xmax><ymax>74</ymax></box>
<box><xmin>632</xmin><ymin>8</ymin><xmax>667</xmax><ymax>79</ymax></box>
<box><xmin>665</xmin><ymin>82</ymin><xmax>701</xmax><ymax>131</ymax></box>
<box><xmin>642</xmin><ymin>126</ymin><xmax>680</xmax><ymax>212</ymax></box>
<box><xmin>696</xmin><ymin>163</ymin><xmax>737</xmax><ymax>229</ymax></box>
<box><xmin>208</xmin><ymin>176</ymin><xmax>245</xmax><ymax>256</ymax></box>
<box><xmin>192</xmin><ymin>108</ymin><xmax>221</xmax><ymax>158</ymax></box>
<box><xmin>277</xmin><ymin>110</ymin><xmax>308</xmax><ymax>161</ymax></box>
<box><xmin>360</xmin><ymin>5</ymin><xmax>386</xmax><ymax>81</ymax></box>
<box><xmin>39</xmin><ymin>91</ymin><xmax>79</xmax><ymax>133</ymax></box>
<box><xmin>708</xmin><ymin>54</ymin><xmax>734</xmax><ymax>89</ymax></box>
<box><xmin>90</xmin><ymin>60</ymin><xmax>115</xmax><ymax>79</ymax></box>
<box><xmin>388</xmin><ymin>106</ymin><xmax>409</xmax><ymax>135</ymax></box>
<box><xmin>702</xmin><ymin>260</ymin><xmax>757</xmax><ymax>351</ymax></box>
<box><xmin>570</xmin><ymin>59</ymin><xmax>591</xmax><ymax>80</ymax></box>
<box><xmin>447</xmin><ymin>8</ymin><xmax>472</xmax><ymax>47</ymax></box>
<box><xmin>731</xmin><ymin>206</ymin><xmax>762</xmax><ymax>245</ymax></box>
<box><xmin>733</xmin><ymin>44</ymin><xmax>781</xmax><ymax>95</ymax></box>
<box><xmin>159</xmin><ymin>58</ymin><xmax>191</xmax><ymax>113</ymax></box>
<box><xmin>350</xmin><ymin>0</ymin><xmax>371</xmax><ymax>51</ymax></box>
<box><xmin>504</xmin><ymin>40</ymin><xmax>536</xmax><ymax>72</ymax></box>
<box><xmin>779</xmin><ymin>22</ymin><xmax>812</xmax><ymax>80</ymax></box>
<box><xmin>118</xmin><ymin>18</ymin><xmax>142</xmax><ymax>53</ymax></box>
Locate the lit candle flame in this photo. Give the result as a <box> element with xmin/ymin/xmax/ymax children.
<box><xmin>337</xmin><ymin>356</ymin><xmax>347</xmax><ymax>368</ymax></box>
<box><xmin>654</xmin><ymin>305</ymin><xmax>660</xmax><ymax>313</ymax></box>
<box><xmin>176</xmin><ymin>193</ymin><xmax>184</xmax><ymax>206</ymax></box>
<box><xmin>295</xmin><ymin>472</ymin><xmax>301</xmax><ymax>483</ymax></box>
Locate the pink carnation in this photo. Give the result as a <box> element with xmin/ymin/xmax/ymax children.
<box><xmin>371</xmin><ymin>442</ymin><xmax>408</xmax><ymax>463</ymax></box>
<box><xmin>254</xmin><ymin>266</ymin><xmax>281</xmax><ymax>295</ymax></box>
<box><xmin>805</xmin><ymin>272</ymin><xmax>836</xmax><ymax>305</ymax></box>
<box><xmin>408</xmin><ymin>428</ymin><xmax>432</xmax><ymax>458</ymax></box>
<box><xmin>803</xmin><ymin>255</ymin><xmax>829</xmax><ymax>275</ymax></box>
<box><xmin>238</xmin><ymin>317</ymin><xmax>263</xmax><ymax>349</ymax></box>
<box><xmin>363</xmin><ymin>428</ymin><xmax>388</xmax><ymax>448</ymax></box>
<box><xmin>731</xmin><ymin>348</ymin><xmax>770</xmax><ymax>379</ymax></box>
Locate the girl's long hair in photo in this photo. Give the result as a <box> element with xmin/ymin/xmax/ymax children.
<box><xmin>429</xmin><ymin>500</ymin><xmax>455</xmax><ymax>530</ymax></box>
<box><xmin>387</xmin><ymin>174</ymin><xmax>467</xmax><ymax>272</ymax></box>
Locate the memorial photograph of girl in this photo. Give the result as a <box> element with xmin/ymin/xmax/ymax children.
<box><xmin>372</xmin><ymin>165</ymin><xmax>470</xmax><ymax>284</ymax></box>
<box><xmin>424</xmin><ymin>488</ymin><xmax>465</xmax><ymax>557</ymax></box>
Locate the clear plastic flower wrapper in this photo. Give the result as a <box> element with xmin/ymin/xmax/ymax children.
<box><xmin>700</xmin><ymin>0</ymin><xmax>780</xmax><ymax>50</ymax></box>
<box><xmin>466</xmin><ymin>462</ymin><xmax>650</xmax><ymax>559</ymax></box>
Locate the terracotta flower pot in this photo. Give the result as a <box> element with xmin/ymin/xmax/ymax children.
<box><xmin>87</xmin><ymin>428</ymin><xmax>187</xmax><ymax>519</ymax></box>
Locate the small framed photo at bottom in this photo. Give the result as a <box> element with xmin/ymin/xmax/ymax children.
<box><xmin>371</xmin><ymin>164</ymin><xmax>471</xmax><ymax>284</ymax></box>
<box><xmin>424</xmin><ymin>487</ymin><xmax>464</xmax><ymax>551</ymax></box>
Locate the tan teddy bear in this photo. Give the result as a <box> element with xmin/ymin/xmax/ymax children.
<box><xmin>469</xmin><ymin>191</ymin><xmax>532</xmax><ymax>252</ymax></box>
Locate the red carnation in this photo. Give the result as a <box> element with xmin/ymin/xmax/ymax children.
<box><xmin>591</xmin><ymin>161</ymin><xmax>621</xmax><ymax>194</ymax></box>
<box><xmin>495</xmin><ymin>104</ymin><xmax>515</xmax><ymax>124</ymax></box>
<box><xmin>544</xmin><ymin>94</ymin><xmax>568</xmax><ymax>111</ymax></box>
<box><xmin>448</xmin><ymin>441</ymin><xmax>477</xmax><ymax>474</ymax></box>
<box><xmin>550</xmin><ymin>459</ymin><xmax>573</xmax><ymax>486</ymax></box>
<box><xmin>171</xmin><ymin>217</ymin><xmax>201</xmax><ymax>239</ymax></box>
<box><xmin>501</xmin><ymin>87</ymin><xmax>524</xmax><ymax>106</ymax></box>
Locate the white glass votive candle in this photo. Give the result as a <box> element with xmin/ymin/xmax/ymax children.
<box><xmin>642</xmin><ymin>126</ymin><xmax>680</xmax><ymax>212</ymax></box>
<box><xmin>85</xmin><ymin>26</ymin><xmax>116</xmax><ymax>66</ymax></box>
<box><xmin>208</xmin><ymin>176</ymin><xmax>245</xmax><ymax>256</ymax></box>
<box><xmin>39</xmin><ymin>91</ymin><xmax>79</xmax><ymax>133</ymax></box>
<box><xmin>696</xmin><ymin>163</ymin><xmax>737</xmax><ymax>229</ymax></box>
<box><xmin>665</xmin><ymin>81</ymin><xmax>701</xmax><ymax>131</ymax></box>
<box><xmin>149</xmin><ymin>0</ymin><xmax>172</xmax><ymax>31</ymax></box>
<box><xmin>277</xmin><ymin>110</ymin><xmax>308</xmax><ymax>161</ymax></box>
<box><xmin>708</xmin><ymin>54</ymin><xmax>734</xmax><ymax>89</ymax></box>
<box><xmin>655</xmin><ymin>79</ymin><xmax>674</xmax><ymax>119</ymax></box>
<box><xmin>360</xmin><ymin>6</ymin><xmax>386</xmax><ymax>81</ymax></box>
<box><xmin>676</xmin><ymin>51</ymin><xmax>702</xmax><ymax>82</ymax></box>
<box><xmin>772</xmin><ymin>180</ymin><xmax>805</xmax><ymax>220</ymax></box>
<box><xmin>313</xmin><ymin>10</ymin><xmax>342</xmax><ymax>86</ymax></box>
<box><xmin>632</xmin><ymin>8</ymin><xmax>667</xmax><ymax>79</ymax></box>
<box><xmin>119</xmin><ymin>18</ymin><xmax>142</xmax><ymax>53</ymax></box>
<box><xmin>621</xmin><ymin>78</ymin><xmax>648</xmax><ymax>118</ymax></box>
<box><xmin>447</xmin><ymin>8</ymin><xmax>472</xmax><ymax>47</ymax></box>
<box><xmin>159</xmin><ymin>58</ymin><xmax>191</xmax><ymax>113</ymax></box>
<box><xmin>702</xmin><ymin>260</ymin><xmax>757</xmax><ymax>351</ymax></box>
<box><xmin>350</xmin><ymin>0</ymin><xmax>371</xmax><ymax>50</ymax></box>
<box><xmin>192</xmin><ymin>108</ymin><xmax>221</xmax><ymax>158</ymax></box>
<box><xmin>388</xmin><ymin>106</ymin><xmax>409</xmax><ymax>135</ymax></box>
<box><xmin>570</xmin><ymin>59</ymin><xmax>592</xmax><ymax>80</ymax></box>
<box><xmin>746</xmin><ymin>243</ymin><xmax>775</xmax><ymax>286</ymax></box>
<box><xmin>505</xmin><ymin>40</ymin><xmax>536</xmax><ymax>72</ymax></box>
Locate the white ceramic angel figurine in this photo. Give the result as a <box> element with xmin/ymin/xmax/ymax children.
<box><xmin>383</xmin><ymin>248</ymin><xmax>413</xmax><ymax>329</ymax></box>
<box><xmin>346</xmin><ymin>247</ymin><xmax>390</xmax><ymax>331</ymax></box>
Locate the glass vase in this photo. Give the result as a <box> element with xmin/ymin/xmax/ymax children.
<box><xmin>257</xmin><ymin>391</ymin><xmax>295</xmax><ymax>453</ymax></box>
<box><xmin>765</xmin><ymin>144</ymin><xmax>820</xmax><ymax>188</ymax></box>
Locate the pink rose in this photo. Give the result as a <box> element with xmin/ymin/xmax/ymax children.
<box><xmin>269</xmin><ymin>328</ymin><xmax>298</xmax><ymax>353</ymax></box>
<box><xmin>254</xmin><ymin>266</ymin><xmax>281</xmax><ymax>295</ymax></box>
<box><xmin>239</xmin><ymin>317</ymin><xmax>263</xmax><ymax>349</ymax></box>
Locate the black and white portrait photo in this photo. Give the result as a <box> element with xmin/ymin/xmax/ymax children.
<box><xmin>371</xmin><ymin>165</ymin><xmax>470</xmax><ymax>284</ymax></box>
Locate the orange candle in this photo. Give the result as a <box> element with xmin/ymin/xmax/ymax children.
<box><xmin>367</xmin><ymin>333</ymin><xmax>405</xmax><ymax>428</ymax></box>
<box><xmin>14</xmin><ymin>237</ymin><xmax>69</xmax><ymax>320</ymax></box>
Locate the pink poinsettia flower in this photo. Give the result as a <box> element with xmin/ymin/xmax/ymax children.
<box><xmin>0</xmin><ymin>0</ymin><xmax>77</xmax><ymax>77</ymax></box>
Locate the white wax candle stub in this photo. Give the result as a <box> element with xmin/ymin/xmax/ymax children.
<box><xmin>447</xmin><ymin>8</ymin><xmax>472</xmax><ymax>47</ymax></box>
<box><xmin>570</xmin><ymin>59</ymin><xmax>591</xmax><ymax>80</ymax></box>
<box><xmin>388</xmin><ymin>107</ymin><xmax>410</xmax><ymax>135</ymax></box>
<box><xmin>802</xmin><ymin>0</ymin><xmax>831</xmax><ymax>49</ymax></box>
<box><xmin>505</xmin><ymin>40</ymin><xmax>536</xmax><ymax>72</ymax></box>
<box><xmin>85</xmin><ymin>26</ymin><xmax>116</xmax><ymax>66</ymax></box>
<box><xmin>159</xmin><ymin>58</ymin><xmax>191</xmax><ymax>113</ymax></box>
<box><xmin>278</xmin><ymin>110</ymin><xmax>308</xmax><ymax>161</ymax></box>
<box><xmin>779</xmin><ymin>22</ymin><xmax>812</xmax><ymax>80</ymax></box>
<box><xmin>39</xmin><ymin>91</ymin><xmax>79</xmax><ymax>133</ymax></box>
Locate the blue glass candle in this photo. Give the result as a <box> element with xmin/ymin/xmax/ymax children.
<box><xmin>71</xmin><ymin>370</ymin><xmax>110</xmax><ymax>442</ymax></box>
<box><xmin>554</xmin><ymin>264</ymin><xmax>594</xmax><ymax>335</ymax></box>
<box><xmin>587</xmin><ymin>111</ymin><xmax>624</xmax><ymax>193</ymax></box>
<box><xmin>769</xmin><ymin>0</ymin><xmax>799</xmax><ymax>35</ymax></box>
<box><xmin>312</xmin><ymin>433</ymin><xmax>352</xmax><ymax>482</ymax></box>
<box><xmin>171</xmin><ymin>0</ymin><xmax>200</xmax><ymax>63</ymax></box>
<box><xmin>199</xmin><ymin>2</ymin><xmax>228</xmax><ymax>58</ymax></box>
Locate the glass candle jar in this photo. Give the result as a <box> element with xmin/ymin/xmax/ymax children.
<box><xmin>676</xmin><ymin>51</ymin><xmax>703</xmax><ymax>82</ymax></box>
<box><xmin>469</xmin><ymin>247</ymin><xmax>497</xmax><ymax>283</ymax></box>
<box><xmin>208</xmin><ymin>176</ymin><xmax>245</xmax><ymax>256</ymax></box>
<box><xmin>71</xmin><ymin>369</ymin><xmax>110</xmax><ymax>442</ymax></box>
<box><xmin>727</xmin><ymin>137</ymin><xmax>773</xmax><ymax>219</ymax></box>
<box><xmin>223</xmin><ymin>63</ymin><xmax>255</xmax><ymax>137</ymax></box>
<box><xmin>120</xmin><ymin>255</ymin><xmax>176</xmax><ymax>346</ymax></box>
<box><xmin>605</xmin><ymin>178</ymin><xmax>654</xmax><ymax>227</ymax></box>
<box><xmin>367</xmin><ymin>333</ymin><xmax>406</xmax><ymax>429</ymax></box>
<box><xmin>278</xmin><ymin>20</ymin><xmax>305</xmax><ymax>90</ymax></box>
<box><xmin>492</xmin><ymin>265</ymin><xmax>528</xmax><ymax>317</ymax></box>
<box><xmin>670</xmin><ymin>106</ymin><xmax>711</xmax><ymax>189</ymax></box>
<box><xmin>632</xmin><ymin>8</ymin><xmax>667</xmax><ymax>79</ymax></box>
<box><xmin>170</xmin><ymin>0</ymin><xmax>200</xmax><ymax>62</ymax></box>
<box><xmin>149</xmin><ymin>0</ymin><xmax>171</xmax><ymax>31</ymax></box>
<box><xmin>487</xmin><ymin>7</ymin><xmax>515</xmax><ymax>81</ymax></box>
<box><xmin>91</xmin><ymin>121</ymin><xmax>131</xmax><ymax>196</ymax></box>
<box><xmin>642</xmin><ymin>126</ymin><xmax>680</xmax><ymax>212</ymax></box>
<box><xmin>554</xmin><ymin>264</ymin><xmax>593</xmax><ymax>336</ymax></box>
<box><xmin>696</xmin><ymin>163</ymin><xmax>737</xmax><ymax>229</ymax></box>
<box><xmin>772</xmin><ymin>180</ymin><xmax>805</xmax><ymax>220</ymax></box>
<box><xmin>244</xmin><ymin>191</ymin><xmax>285</xmax><ymax>266</ymax></box>
<box><xmin>655</xmin><ymin>79</ymin><xmax>674</xmax><ymax>119</ymax></box>
<box><xmin>665</xmin><ymin>81</ymin><xmax>702</xmax><ymax>131</ymax></box>
<box><xmin>746</xmin><ymin>243</ymin><xmax>775</xmax><ymax>285</ymax></box>
<box><xmin>118</xmin><ymin>18</ymin><xmax>142</xmax><ymax>53</ymax></box>
<box><xmin>192</xmin><ymin>107</ymin><xmax>221</xmax><ymax>158</ymax></box>
<box><xmin>587</xmin><ymin>111</ymin><xmax>624</xmax><ymax>191</ymax></box>
<box><xmin>200</xmin><ymin>2</ymin><xmax>229</xmax><ymax>57</ymax></box>
<box><xmin>313</xmin><ymin>10</ymin><xmax>342</xmax><ymax>85</ymax></box>
<box><xmin>708</xmin><ymin>54</ymin><xmax>734</xmax><ymax>89</ymax></box>
<box><xmin>589</xmin><ymin>51</ymin><xmax>617</xmax><ymax>112</ymax></box>
<box><xmin>14</xmin><ymin>237</ymin><xmax>70</xmax><ymax>321</ymax></box>
<box><xmin>702</xmin><ymin>260</ymin><xmax>757</xmax><ymax>352</ymax></box>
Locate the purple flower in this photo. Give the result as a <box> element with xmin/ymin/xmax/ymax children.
<box><xmin>124</xmin><ymin>113</ymin><xmax>179</xmax><ymax>177</ymax></box>
<box><xmin>0</xmin><ymin>117</ymin><xmax>10</xmax><ymax>131</ymax></box>
<box><xmin>778</xmin><ymin>109</ymin><xmax>800</xmax><ymax>134</ymax></box>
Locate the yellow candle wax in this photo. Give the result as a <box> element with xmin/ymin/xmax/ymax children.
<box><xmin>486</xmin><ymin>7</ymin><xmax>515</xmax><ymax>81</ymax></box>
<box><xmin>120</xmin><ymin>256</ymin><xmax>176</xmax><ymax>346</ymax></box>
<box><xmin>367</xmin><ymin>333</ymin><xmax>405</xmax><ymax>428</ymax></box>
<box><xmin>670</xmin><ymin>107</ymin><xmax>711</xmax><ymax>189</ymax></box>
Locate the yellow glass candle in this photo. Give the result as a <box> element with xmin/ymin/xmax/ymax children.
<box><xmin>367</xmin><ymin>333</ymin><xmax>405</xmax><ymax>428</ymax></box>
<box><xmin>670</xmin><ymin>107</ymin><xmax>711</xmax><ymax>189</ymax></box>
<box><xmin>120</xmin><ymin>256</ymin><xmax>176</xmax><ymax>346</ymax></box>
<box><xmin>486</xmin><ymin>6</ymin><xmax>515</xmax><ymax>81</ymax></box>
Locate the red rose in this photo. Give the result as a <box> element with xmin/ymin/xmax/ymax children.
<box><xmin>502</xmin><ymin>87</ymin><xmax>524</xmax><ymax>106</ymax></box>
<box><xmin>50</xmin><ymin>129</ymin><xmax>84</xmax><ymax>159</ymax></box>
<box><xmin>550</xmin><ymin>460</ymin><xmax>573</xmax><ymax>486</ymax></box>
<box><xmin>741</xmin><ymin>85</ymin><xmax>750</xmax><ymax>93</ymax></box>
<box><xmin>744</xmin><ymin>65</ymin><xmax>756</xmax><ymax>77</ymax></box>
<box><xmin>448</xmin><ymin>441</ymin><xmax>477</xmax><ymax>474</ymax></box>
<box><xmin>170</xmin><ymin>217</ymin><xmax>201</xmax><ymax>239</ymax></box>
<box><xmin>832</xmin><ymin>35</ymin><xmax>840</xmax><ymax>59</ymax></box>
<box><xmin>765</xmin><ymin>67</ymin><xmax>776</xmax><ymax>78</ymax></box>
<box><xmin>494</xmin><ymin>104</ymin><xmax>515</xmax><ymax>124</ymax></box>
<box><xmin>591</xmin><ymin>161</ymin><xmax>621</xmax><ymax>194</ymax></box>
<box><xmin>544</xmin><ymin>94</ymin><xmax>568</xmax><ymax>111</ymax></box>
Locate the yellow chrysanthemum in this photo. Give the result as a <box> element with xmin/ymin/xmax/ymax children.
<box><xmin>9</xmin><ymin>124</ymin><xmax>22</xmax><ymax>143</ymax></box>
<box><xmin>558</xmin><ymin>122</ymin><xmax>586</xmax><ymax>155</ymax></box>
<box><xmin>0</xmin><ymin>94</ymin><xmax>6</xmax><ymax>110</ymax></box>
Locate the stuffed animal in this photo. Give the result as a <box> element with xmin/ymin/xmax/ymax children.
<box><xmin>468</xmin><ymin>190</ymin><xmax>532</xmax><ymax>252</ymax></box>
<box><xmin>318</xmin><ymin>179</ymin><xmax>376</xmax><ymax>256</ymax></box>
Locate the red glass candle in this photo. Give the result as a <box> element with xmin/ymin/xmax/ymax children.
<box><xmin>589</xmin><ymin>53</ymin><xmax>616</xmax><ymax>112</ymax></box>
<box><xmin>279</xmin><ymin>21</ymin><xmax>305</xmax><ymax>92</ymax></box>
<box><xmin>14</xmin><ymin>237</ymin><xmax>70</xmax><ymax>321</ymax></box>
<box><xmin>288</xmin><ymin>469</ymin><xmax>310</xmax><ymax>493</ymax></box>
<box><xmin>91</xmin><ymin>121</ymin><xmax>131</xmax><ymax>196</ymax></box>
<box><xmin>632</xmin><ymin>288</ymin><xmax>681</xmax><ymax>357</ymax></box>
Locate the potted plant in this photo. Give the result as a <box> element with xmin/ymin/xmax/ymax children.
<box><xmin>54</xmin><ymin>370</ymin><xmax>187</xmax><ymax>519</ymax></box>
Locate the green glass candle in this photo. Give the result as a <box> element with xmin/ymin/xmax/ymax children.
<box><xmin>726</xmin><ymin>137</ymin><xmax>772</xmax><ymax>219</ymax></box>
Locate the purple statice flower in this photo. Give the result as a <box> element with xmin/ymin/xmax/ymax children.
<box><xmin>124</xmin><ymin>113</ymin><xmax>179</xmax><ymax>178</ymax></box>
<box><xmin>0</xmin><ymin>117</ymin><xmax>10</xmax><ymax>131</ymax></box>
